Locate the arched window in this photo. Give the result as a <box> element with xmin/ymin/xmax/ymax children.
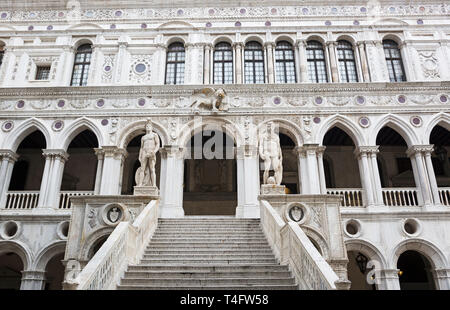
<box><xmin>337</xmin><ymin>40</ymin><xmax>358</xmax><ymax>83</ymax></box>
<box><xmin>165</xmin><ymin>42</ymin><xmax>185</xmax><ymax>85</ymax></box>
<box><xmin>213</xmin><ymin>42</ymin><xmax>233</xmax><ymax>84</ymax></box>
<box><xmin>71</xmin><ymin>44</ymin><xmax>92</xmax><ymax>86</ymax></box>
<box><xmin>383</xmin><ymin>40</ymin><xmax>406</xmax><ymax>82</ymax></box>
<box><xmin>275</xmin><ymin>41</ymin><xmax>296</xmax><ymax>83</ymax></box>
<box><xmin>244</xmin><ymin>41</ymin><xmax>265</xmax><ymax>84</ymax></box>
<box><xmin>306</xmin><ymin>40</ymin><xmax>328</xmax><ymax>83</ymax></box>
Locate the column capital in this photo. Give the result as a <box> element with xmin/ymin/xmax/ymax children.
<box><xmin>295</xmin><ymin>39</ymin><xmax>307</xmax><ymax>47</ymax></box>
<box><xmin>100</xmin><ymin>146</ymin><xmax>128</xmax><ymax>159</ymax></box>
<box><xmin>203</xmin><ymin>43</ymin><xmax>213</xmax><ymax>50</ymax></box>
<box><xmin>42</xmin><ymin>149</ymin><xmax>69</xmax><ymax>162</ymax></box>
<box><xmin>236</xmin><ymin>145</ymin><xmax>258</xmax><ymax>159</ymax></box>
<box><xmin>0</xmin><ymin>149</ymin><xmax>19</xmax><ymax>162</ymax></box>
<box><xmin>232</xmin><ymin>42</ymin><xmax>244</xmax><ymax>49</ymax></box>
<box><xmin>406</xmin><ymin>145</ymin><xmax>434</xmax><ymax>157</ymax></box>
<box><xmin>294</xmin><ymin>144</ymin><xmax>326</xmax><ymax>156</ymax></box>
<box><xmin>326</xmin><ymin>41</ymin><xmax>337</xmax><ymax>47</ymax></box>
<box><xmin>356</xmin><ymin>41</ymin><xmax>366</xmax><ymax>47</ymax></box>
<box><xmin>155</xmin><ymin>43</ymin><xmax>168</xmax><ymax>50</ymax></box>
<box><xmin>264</xmin><ymin>41</ymin><xmax>276</xmax><ymax>48</ymax></box>
<box><xmin>379</xmin><ymin>269</ymin><xmax>401</xmax><ymax>280</ymax></box>
<box><xmin>354</xmin><ymin>145</ymin><xmax>380</xmax><ymax>158</ymax></box>
<box><xmin>160</xmin><ymin>145</ymin><xmax>184</xmax><ymax>159</ymax></box>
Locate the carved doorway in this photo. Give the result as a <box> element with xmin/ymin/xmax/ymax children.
<box><xmin>183</xmin><ymin>130</ymin><xmax>237</xmax><ymax>215</ymax></box>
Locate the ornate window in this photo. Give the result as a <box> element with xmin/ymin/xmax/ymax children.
<box><xmin>165</xmin><ymin>42</ymin><xmax>185</xmax><ymax>85</ymax></box>
<box><xmin>71</xmin><ymin>44</ymin><xmax>92</xmax><ymax>86</ymax></box>
<box><xmin>35</xmin><ymin>66</ymin><xmax>51</xmax><ymax>80</ymax></box>
<box><xmin>244</xmin><ymin>41</ymin><xmax>265</xmax><ymax>84</ymax></box>
<box><xmin>306</xmin><ymin>40</ymin><xmax>328</xmax><ymax>83</ymax></box>
<box><xmin>213</xmin><ymin>42</ymin><xmax>233</xmax><ymax>84</ymax></box>
<box><xmin>275</xmin><ymin>41</ymin><xmax>296</xmax><ymax>83</ymax></box>
<box><xmin>337</xmin><ymin>40</ymin><xmax>358</xmax><ymax>83</ymax></box>
<box><xmin>383</xmin><ymin>40</ymin><xmax>406</xmax><ymax>82</ymax></box>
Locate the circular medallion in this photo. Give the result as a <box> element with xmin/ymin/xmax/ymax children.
<box><xmin>52</xmin><ymin>120</ymin><xmax>64</xmax><ymax>131</ymax></box>
<box><xmin>104</xmin><ymin>65</ymin><xmax>111</xmax><ymax>72</ymax></box>
<box><xmin>273</xmin><ymin>97</ymin><xmax>281</xmax><ymax>105</ymax></box>
<box><xmin>314</xmin><ymin>97</ymin><xmax>324</xmax><ymax>105</ymax></box>
<box><xmin>325</xmin><ymin>20</ymin><xmax>332</xmax><ymax>26</ymax></box>
<box><xmin>439</xmin><ymin>94</ymin><xmax>448</xmax><ymax>103</ymax></box>
<box><xmin>271</xmin><ymin>8</ymin><xmax>277</xmax><ymax>14</ymax></box>
<box><xmin>110</xmin><ymin>24</ymin><xmax>116</xmax><ymax>29</ymax></box>
<box><xmin>206</xmin><ymin>22</ymin><xmax>212</xmax><ymax>27</ymax></box>
<box><xmin>135</xmin><ymin>63</ymin><xmax>147</xmax><ymax>74</ymax></box>
<box><xmin>265</xmin><ymin>21</ymin><xmax>271</xmax><ymax>27</ymax></box>
<box><xmin>356</xmin><ymin>96</ymin><xmax>365</xmax><ymax>105</ymax></box>
<box><xmin>57</xmin><ymin>100</ymin><xmax>65</xmax><ymax>108</ymax></box>
<box><xmin>289</xmin><ymin>205</ymin><xmax>304</xmax><ymax>222</ymax></box>
<box><xmin>115</xmin><ymin>10</ymin><xmax>123</xmax><ymax>17</ymax></box>
<box><xmin>102</xmin><ymin>203</ymin><xmax>126</xmax><ymax>226</ymax></box>
<box><xmin>177</xmin><ymin>9</ymin><xmax>184</xmax><ymax>16</ymax></box>
<box><xmin>302</xmin><ymin>8</ymin><xmax>309</xmax><ymax>14</ymax></box>
<box><xmin>101</xmin><ymin>119</ymin><xmax>109</xmax><ymax>126</ymax></box>
<box><xmin>417</xmin><ymin>19</ymin><xmax>424</xmax><ymax>25</ymax></box>
<box><xmin>47</xmin><ymin>25</ymin><xmax>53</xmax><ymax>31</ymax></box>
<box><xmin>410</xmin><ymin>116</ymin><xmax>422</xmax><ymax>127</ymax></box>
<box><xmin>235</xmin><ymin>21</ymin><xmax>241</xmax><ymax>27</ymax></box>
<box><xmin>96</xmin><ymin>99</ymin><xmax>105</xmax><ymax>108</ymax></box>
<box><xmin>240</xmin><ymin>8</ymin><xmax>246</xmax><ymax>14</ymax></box>
<box><xmin>397</xmin><ymin>95</ymin><xmax>406</xmax><ymax>104</ymax></box>
<box><xmin>313</xmin><ymin>117</ymin><xmax>321</xmax><ymax>124</ymax></box>
<box><xmin>358</xmin><ymin>117</ymin><xmax>370</xmax><ymax>128</ymax></box>
<box><xmin>141</xmin><ymin>23</ymin><xmax>147</xmax><ymax>29</ymax></box>
<box><xmin>138</xmin><ymin>98</ymin><xmax>146</xmax><ymax>107</ymax></box>
<box><xmin>1</xmin><ymin>13</ymin><xmax>8</xmax><ymax>19</ymax></box>
<box><xmin>353</xmin><ymin>20</ymin><xmax>360</xmax><ymax>26</ymax></box>
<box><xmin>16</xmin><ymin>100</ymin><xmax>25</xmax><ymax>109</ymax></box>
<box><xmin>28</xmin><ymin>25</ymin><xmax>34</xmax><ymax>31</ymax></box>
<box><xmin>209</xmin><ymin>9</ymin><xmax>215</xmax><ymax>15</ymax></box>
<box><xmin>2</xmin><ymin>121</ymin><xmax>13</xmax><ymax>132</ymax></box>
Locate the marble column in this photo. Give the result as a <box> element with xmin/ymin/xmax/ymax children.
<box><xmin>354</xmin><ymin>147</ymin><xmax>375</xmax><ymax>207</ymax></box>
<box><xmin>62</xmin><ymin>46</ymin><xmax>75</xmax><ymax>86</ymax></box>
<box><xmin>203</xmin><ymin>43</ymin><xmax>212</xmax><ymax>84</ymax></box>
<box><xmin>368</xmin><ymin>147</ymin><xmax>384</xmax><ymax>205</ymax></box>
<box><xmin>37</xmin><ymin>149</ymin><xmax>69</xmax><ymax>209</ymax></box>
<box><xmin>93</xmin><ymin>148</ymin><xmax>105</xmax><ymax>195</ymax></box>
<box><xmin>265</xmin><ymin>42</ymin><xmax>275</xmax><ymax>83</ymax></box>
<box><xmin>236</xmin><ymin>146</ymin><xmax>260</xmax><ymax>218</ymax></box>
<box><xmin>87</xmin><ymin>44</ymin><xmax>100</xmax><ymax>85</ymax></box>
<box><xmin>327</xmin><ymin>41</ymin><xmax>339</xmax><ymax>82</ymax></box>
<box><xmin>295</xmin><ymin>145</ymin><xmax>323</xmax><ymax>194</ymax></box>
<box><xmin>20</xmin><ymin>270</ymin><xmax>46</xmax><ymax>290</ymax></box>
<box><xmin>233</xmin><ymin>42</ymin><xmax>243</xmax><ymax>84</ymax></box>
<box><xmin>296</xmin><ymin>40</ymin><xmax>308</xmax><ymax>82</ymax></box>
<box><xmin>98</xmin><ymin>146</ymin><xmax>127</xmax><ymax>195</ymax></box>
<box><xmin>159</xmin><ymin>146</ymin><xmax>185</xmax><ymax>218</ymax></box>
<box><xmin>0</xmin><ymin>150</ymin><xmax>19</xmax><ymax>208</ymax></box>
<box><xmin>407</xmin><ymin>146</ymin><xmax>433</xmax><ymax>207</ymax></box>
<box><xmin>423</xmin><ymin>146</ymin><xmax>442</xmax><ymax>206</ymax></box>
<box><xmin>357</xmin><ymin>42</ymin><xmax>370</xmax><ymax>82</ymax></box>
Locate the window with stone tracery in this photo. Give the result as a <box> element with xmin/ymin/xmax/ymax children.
<box><xmin>244</xmin><ymin>41</ymin><xmax>265</xmax><ymax>84</ymax></box>
<box><xmin>337</xmin><ymin>40</ymin><xmax>358</xmax><ymax>83</ymax></box>
<box><xmin>71</xmin><ymin>44</ymin><xmax>92</xmax><ymax>86</ymax></box>
<box><xmin>383</xmin><ymin>40</ymin><xmax>406</xmax><ymax>82</ymax></box>
<box><xmin>213</xmin><ymin>42</ymin><xmax>233</xmax><ymax>84</ymax></box>
<box><xmin>275</xmin><ymin>41</ymin><xmax>296</xmax><ymax>83</ymax></box>
<box><xmin>306</xmin><ymin>40</ymin><xmax>328</xmax><ymax>83</ymax></box>
<box><xmin>165</xmin><ymin>42</ymin><xmax>185</xmax><ymax>85</ymax></box>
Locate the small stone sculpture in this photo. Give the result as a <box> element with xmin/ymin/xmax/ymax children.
<box><xmin>135</xmin><ymin>119</ymin><xmax>160</xmax><ymax>187</ymax></box>
<box><xmin>259</xmin><ymin>122</ymin><xmax>283</xmax><ymax>185</ymax></box>
<box><xmin>190</xmin><ymin>87</ymin><xmax>229</xmax><ymax>112</ymax></box>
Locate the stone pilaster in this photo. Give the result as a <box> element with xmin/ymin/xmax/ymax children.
<box><xmin>296</xmin><ymin>40</ymin><xmax>308</xmax><ymax>83</ymax></box>
<box><xmin>294</xmin><ymin>145</ymin><xmax>325</xmax><ymax>194</ymax></box>
<box><xmin>233</xmin><ymin>42</ymin><xmax>244</xmax><ymax>84</ymax></box>
<box><xmin>265</xmin><ymin>42</ymin><xmax>275</xmax><ymax>84</ymax></box>
<box><xmin>98</xmin><ymin>146</ymin><xmax>127</xmax><ymax>195</ymax></box>
<box><xmin>326</xmin><ymin>41</ymin><xmax>339</xmax><ymax>82</ymax></box>
<box><xmin>236</xmin><ymin>145</ymin><xmax>260</xmax><ymax>218</ymax></box>
<box><xmin>356</xmin><ymin>41</ymin><xmax>370</xmax><ymax>82</ymax></box>
<box><xmin>159</xmin><ymin>146</ymin><xmax>184</xmax><ymax>218</ymax></box>
<box><xmin>203</xmin><ymin>43</ymin><xmax>212</xmax><ymax>84</ymax></box>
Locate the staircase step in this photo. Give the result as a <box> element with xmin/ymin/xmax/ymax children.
<box><xmin>120</xmin><ymin>277</ymin><xmax>296</xmax><ymax>286</ymax></box>
<box><xmin>144</xmin><ymin>249</ymin><xmax>273</xmax><ymax>255</ymax></box>
<box><xmin>117</xmin><ymin>284</ymin><xmax>298</xmax><ymax>290</ymax></box>
<box><xmin>124</xmin><ymin>271</ymin><xmax>292</xmax><ymax>279</ymax></box>
<box><xmin>127</xmin><ymin>265</ymin><xmax>290</xmax><ymax>273</ymax></box>
<box><xmin>139</xmin><ymin>258</ymin><xmax>278</xmax><ymax>264</ymax></box>
<box><xmin>141</xmin><ymin>254</ymin><xmax>276</xmax><ymax>260</ymax></box>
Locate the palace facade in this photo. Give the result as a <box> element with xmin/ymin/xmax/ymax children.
<box><xmin>0</xmin><ymin>0</ymin><xmax>449</xmax><ymax>290</ymax></box>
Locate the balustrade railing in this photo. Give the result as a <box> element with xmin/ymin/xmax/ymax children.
<box><xmin>382</xmin><ymin>188</ymin><xmax>419</xmax><ymax>207</ymax></box>
<box><xmin>439</xmin><ymin>187</ymin><xmax>450</xmax><ymax>206</ymax></box>
<box><xmin>59</xmin><ymin>191</ymin><xmax>95</xmax><ymax>209</ymax></box>
<box><xmin>327</xmin><ymin>188</ymin><xmax>363</xmax><ymax>207</ymax></box>
<box><xmin>5</xmin><ymin>191</ymin><xmax>39</xmax><ymax>209</ymax></box>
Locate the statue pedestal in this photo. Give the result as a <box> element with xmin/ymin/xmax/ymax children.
<box><xmin>134</xmin><ymin>186</ymin><xmax>159</xmax><ymax>196</ymax></box>
<box><xmin>261</xmin><ymin>184</ymin><xmax>286</xmax><ymax>195</ymax></box>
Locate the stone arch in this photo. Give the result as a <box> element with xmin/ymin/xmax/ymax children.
<box><xmin>32</xmin><ymin>241</ymin><xmax>66</xmax><ymax>271</ymax></box>
<box><xmin>178</xmin><ymin>117</ymin><xmax>243</xmax><ymax>148</ymax></box>
<box><xmin>370</xmin><ymin>114</ymin><xmax>419</xmax><ymax>146</ymax></box>
<box><xmin>0</xmin><ymin>240</ymin><xmax>32</xmax><ymax>270</ymax></box>
<box><xmin>305</xmin><ymin>34</ymin><xmax>327</xmax><ymax>45</ymax></box>
<box><xmin>317</xmin><ymin>115</ymin><xmax>365</xmax><ymax>146</ymax></box>
<box><xmin>257</xmin><ymin>118</ymin><xmax>303</xmax><ymax>147</ymax></box>
<box><xmin>212</xmin><ymin>36</ymin><xmax>234</xmax><ymax>46</ymax></box>
<box><xmin>302</xmin><ymin>226</ymin><xmax>330</xmax><ymax>259</ymax></box>
<box><xmin>79</xmin><ymin>227</ymin><xmax>114</xmax><ymax>261</ymax></box>
<box><xmin>425</xmin><ymin>113</ymin><xmax>450</xmax><ymax>144</ymax></box>
<box><xmin>390</xmin><ymin>238</ymin><xmax>447</xmax><ymax>269</ymax></box>
<box><xmin>164</xmin><ymin>36</ymin><xmax>187</xmax><ymax>47</ymax></box>
<box><xmin>381</xmin><ymin>33</ymin><xmax>404</xmax><ymax>45</ymax></box>
<box><xmin>243</xmin><ymin>35</ymin><xmax>265</xmax><ymax>46</ymax></box>
<box><xmin>67</xmin><ymin>23</ymin><xmax>103</xmax><ymax>31</ymax></box>
<box><xmin>4</xmin><ymin>118</ymin><xmax>51</xmax><ymax>152</ymax></box>
<box><xmin>274</xmin><ymin>35</ymin><xmax>295</xmax><ymax>46</ymax></box>
<box><xmin>118</xmin><ymin>119</ymin><xmax>169</xmax><ymax>149</ymax></box>
<box><xmin>72</xmin><ymin>38</ymin><xmax>95</xmax><ymax>50</ymax></box>
<box><xmin>59</xmin><ymin>118</ymin><xmax>102</xmax><ymax>151</ymax></box>
<box><xmin>158</xmin><ymin>21</ymin><xmax>194</xmax><ymax>30</ymax></box>
<box><xmin>345</xmin><ymin>239</ymin><xmax>387</xmax><ymax>269</ymax></box>
<box><xmin>335</xmin><ymin>34</ymin><xmax>357</xmax><ymax>46</ymax></box>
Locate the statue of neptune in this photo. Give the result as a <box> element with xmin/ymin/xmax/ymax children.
<box><xmin>258</xmin><ymin>122</ymin><xmax>283</xmax><ymax>185</ymax></box>
<box><xmin>135</xmin><ymin>120</ymin><xmax>160</xmax><ymax>187</ymax></box>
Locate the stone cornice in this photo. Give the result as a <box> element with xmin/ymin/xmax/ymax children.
<box><xmin>354</xmin><ymin>146</ymin><xmax>380</xmax><ymax>157</ymax></box>
<box><xmin>42</xmin><ymin>149</ymin><xmax>69</xmax><ymax>161</ymax></box>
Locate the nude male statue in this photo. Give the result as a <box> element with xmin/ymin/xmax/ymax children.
<box><xmin>137</xmin><ymin>120</ymin><xmax>160</xmax><ymax>187</ymax></box>
<box><xmin>259</xmin><ymin>122</ymin><xmax>283</xmax><ymax>185</ymax></box>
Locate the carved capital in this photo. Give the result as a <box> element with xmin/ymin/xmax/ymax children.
<box><xmin>42</xmin><ymin>149</ymin><xmax>69</xmax><ymax>162</ymax></box>
<box><xmin>406</xmin><ymin>145</ymin><xmax>434</xmax><ymax>157</ymax></box>
<box><xmin>295</xmin><ymin>39</ymin><xmax>307</xmax><ymax>48</ymax></box>
<box><xmin>354</xmin><ymin>145</ymin><xmax>380</xmax><ymax>158</ymax></box>
<box><xmin>326</xmin><ymin>41</ymin><xmax>337</xmax><ymax>47</ymax></box>
<box><xmin>155</xmin><ymin>43</ymin><xmax>168</xmax><ymax>50</ymax></box>
<box><xmin>101</xmin><ymin>146</ymin><xmax>128</xmax><ymax>160</ymax></box>
<box><xmin>0</xmin><ymin>149</ymin><xmax>19</xmax><ymax>162</ymax></box>
<box><xmin>160</xmin><ymin>145</ymin><xmax>184</xmax><ymax>159</ymax></box>
<box><xmin>264</xmin><ymin>41</ymin><xmax>276</xmax><ymax>48</ymax></box>
<box><xmin>294</xmin><ymin>144</ymin><xmax>325</xmax><ymax>156</ymax></box>
<box><xmin>232</xmin><ymin>42</ymin><xmax>244</xmax><ymax>49</ymax></box>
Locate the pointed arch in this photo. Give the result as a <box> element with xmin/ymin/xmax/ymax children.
<box><xmin>0</xmin><ymin>240</ymin><xmax>32</xmax><ymax>270</ymax></box>
<box><xmin>33</xmin><ymin>241</ymin><xmax>66</xmax><ymax>271</ymax></box>
<box><xmin>118</xmin><ymin>119</ymin><xmax>169</xmax><ymax>149</ymax></box>
<box><xmin>59</xmin><ymin>118</ymin><xmax>103</xmax><ymax>150</ymax></box>
<box><xmin>425</xmin><ymin>113</ymin><xmax>450</xmax><ymax>144</ymax></box>
<box><xmin>316</xmin><ymin>115</ymin><xmax>365</xmax><ymax>146</ymax></box>
<box><xmin>79</xmin><ymin>227</ymin><xmax>114</xmax><ymax>261</ymax></box>
<box><xmin>370</xmin><ymin>114</ymin><xmax>419</xmax><ymax>146</ymax></box>
<box><xmin>390</xmin><ymin>238</ymin><xmax>447</xmax><ymax>269</ymax></box>
<box><xmin>4</xmin><ymin>118</ymin><xmax>51</xmax><ymax>152</ymax></box>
